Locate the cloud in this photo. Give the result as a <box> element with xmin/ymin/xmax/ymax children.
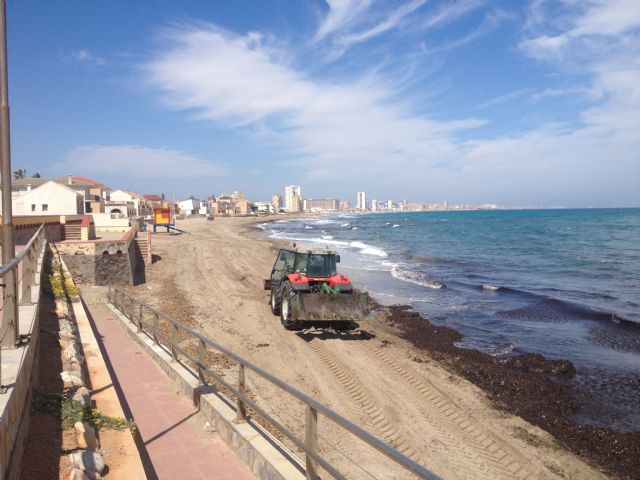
<box><xmin>143</xmin><ymin>23</ymin><xmax>484</xmax><ymax>181</ymax></box>
<box><xmin>336</xmin><ymin>0</ymin><xmax>427</xmax><ymax>49</ymax></box>
<box><xmin>423</xmin><ymin>0</ymin><xmax>486</xmax><ymax>30</ymax></box>
<box><xmin>314</xmin><ymin>0</ymin><xmax>373</xmax><ymax>41</ymax></box>
<box><xmin>60</xmin><ymin>145</ymin><xmax>225</xmax><ymax>178</ymax></box>
<box><xmin>65</xmin><ymin>49</ymin><xmax>105</xmax><ymax>66</ymax></box>
<box><xmin>139</xmin><ymin>20</ymin><xmax>639</xmax><ymax>206</ymax></box>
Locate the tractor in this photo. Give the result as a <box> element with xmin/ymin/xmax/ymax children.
<box><xmin>264</xmin><ymin>247</ymin><xmax>370</xmax><ymax>330</ymax></box>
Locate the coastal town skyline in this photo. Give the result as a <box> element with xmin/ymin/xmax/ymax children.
<box><xmin>5</xmin><ymin>1</ymin><xmax>640</xmax><ymax>207</ymax></box>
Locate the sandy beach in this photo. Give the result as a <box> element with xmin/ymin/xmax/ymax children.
<box><xmin>121</xmin><ymin>216</ymin><xmax>612</xmax><ymax>479</ymax></box>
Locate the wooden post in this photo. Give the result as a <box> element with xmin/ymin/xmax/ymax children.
<box><xmin>306</xmin><ymin>405</ymin><xmax>318</xmax><ymax>480</ymax></box>
<box><xmin>236</xmin><ymin>363</ymin><xmax>247</xmax><ymax>422</ymax></box>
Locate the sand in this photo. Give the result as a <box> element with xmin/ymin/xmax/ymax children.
<box><xmin>124</xmin><ymin>216</ymin><xmax>607</xmax><ymax>480</ymax></box>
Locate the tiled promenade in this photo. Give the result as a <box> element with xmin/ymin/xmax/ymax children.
<box><xmin>81</xmin><ymin>290</ymin><xmax>255</xmax><ymax>480</ymax></box>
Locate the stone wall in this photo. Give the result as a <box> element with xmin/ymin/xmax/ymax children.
<box><xmin>52</xmin><ymin>229</ymin><xmax>138</xmax><ymax>286</ymax></box>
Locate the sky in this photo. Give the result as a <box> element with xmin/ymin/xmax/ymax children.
<box><xmin>5</xmin><ymin>0</ymin><xmax>640</xmax><ymax>207</ymax></box>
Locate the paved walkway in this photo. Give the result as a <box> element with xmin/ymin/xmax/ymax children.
<box><xmin>81</xmin><ymin>289</ymin><xmax>255</xmax><ymax>480</ymax></box>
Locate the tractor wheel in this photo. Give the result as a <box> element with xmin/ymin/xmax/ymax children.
<box><xmin>280</xmin><ymin>283</ymin><xmax>302</xmax><ymax>330</ymax></box>
<box><xmin>270</xmin><ymin>287</ymin><xmax>281</xmax><ymax>315</ymax></box>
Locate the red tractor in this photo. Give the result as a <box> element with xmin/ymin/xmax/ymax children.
<box><xmin>264</xmin><ymin>248</ymin><xmax>370</xmax><ymax>330</ymax></box>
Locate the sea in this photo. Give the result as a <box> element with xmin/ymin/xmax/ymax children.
<box><xmin>259</xmin><ymin>208</ymin><xmax>640</xmax><ymax>432</ymax></box>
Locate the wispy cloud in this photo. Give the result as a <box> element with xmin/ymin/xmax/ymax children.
<box><xmin>60</xmin><ymin>145</ymin><xmax>225</xmax><ymax>178</ymax></box>
<box><xmin>64</xmin><ymin>49</ymin><xmax>106</xmax><ymax>67</ymax></box>
<box><xmin>138</xmin><ymin>19</ymin><xmax>639</xmax><ymax>205</ymax></box>
<box><xmin>423</xmin><ymin>0</ymin><xmax>486</xmax><ymax>30</ymax></box>
<box><xmin>143</xmin><ymin>24</ymin><xmax>485</xmax><ymax>181</ymax></box>
<box><xmin>314</xmin><ymin>0</ymin><xmax>373</xmax><ymax>41</ymax></box>
<box><xmin>336</xmin><ymin>0</ymin><xmax>427</xmax><ymax>49</ymax></box>
<box><xmin>477</xmin><ymin>89</ymin><xmax>530</xmax><ymax>108</ymax></box>
<box><xmin>430</xmin><ymin>9</ymin><xmax>515</xmax><ymax>52</ymax></box>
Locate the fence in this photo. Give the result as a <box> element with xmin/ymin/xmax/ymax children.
<box><xmin>108</xmin><ymin>286</ymin><xmax>439</xmax><ymax>480</ymax></box>
<box><xmin>0</xmin><ymin>223</ymin><xmax>47</xmax><ymax>480</ymax></box>
<box><xmin>0</xmin><ymin>223</ymin><xmax>46</xmax><ymax>389</ymax></box>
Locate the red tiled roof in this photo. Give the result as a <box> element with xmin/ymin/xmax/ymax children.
<box><xmin>143</xmin><ymin>194</ymin><xmax>162</xmax><ymax>201</ymax></box>
<box><xmin>62</xmin><ymin>175</ymin><xmax>110</xmax><ymax>189</ymax></box>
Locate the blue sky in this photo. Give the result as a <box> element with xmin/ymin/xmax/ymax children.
<box><xmin>6</xmin><ymin>0</ymin><xmax>640</xmax><ymax>207</ymax></box>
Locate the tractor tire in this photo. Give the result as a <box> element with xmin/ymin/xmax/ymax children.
<box><xmin>270</xmin><ymin>286</ymin><xmax>281</xmax><ymax>315</ymax></box>
<box><xmin>280</xmin><ymin>282</ymin><xmax>302</xmax><ymax>330</ymax></box>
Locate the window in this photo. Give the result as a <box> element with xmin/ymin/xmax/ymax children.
<box><xmin>42</xmin><ymin>204</ymin><xmax>48</xmax><ymax>212</ymax></box>
<box><xmin>31</xmin><ymin>204</ymin><xmax>36</xmax><ymax>212</ymax></box>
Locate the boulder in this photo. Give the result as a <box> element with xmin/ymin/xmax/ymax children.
<box><xmin>69</xmin><ymin>449</ymin><xmax>105</xmax><ymax>474</ymax></box>
<box><xmin>61</xmin><ymin>371</ymin><xmax>84</xmax><ymax>389</ymax></box>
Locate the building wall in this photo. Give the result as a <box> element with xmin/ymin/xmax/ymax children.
<box><xmin>12</xmin><ymin>182</ymin><xmax>83</xmax><ymax>216</ymax></box>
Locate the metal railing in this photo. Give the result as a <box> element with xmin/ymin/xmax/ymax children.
<box><xmin>108</xmin><ymin>287</ymin><xmax>439</xmax><ymax>480</ymax></box>
<box><xmin>0</xmin><ymin>223</ymin><xmax>47</xmax><ymax>391</ymax></box>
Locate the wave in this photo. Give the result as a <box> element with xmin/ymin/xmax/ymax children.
<box><xmin>483</xmin><ymin>284</ymin><xmax>501</xmax><ymax>292</ymax></box>
<box><xmin>268</xmin><ymin>232</ymin><xmax>388</xmax><ymax>258</ymax></box>
<box><xmin>391</xmin><ymin>266</ymin><xmax>445</xmax><ymax>289</ymax></box>
<box><xmin>496</xmin><ymin>294</ymin><xmax>638</xmax><ymax>327</ymax></box>
<box><xmin>392</xmin><ymin>224</ymin><xmax>400</xmax><ymax>228</ymax></box>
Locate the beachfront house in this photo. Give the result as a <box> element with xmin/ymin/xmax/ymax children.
<box><xmin>111</xmin><ymin>189</ymin><xmax>151</xmax><ymax>217</ymax></box>
<box><xmin>178</xmin><ymin>198</ymin><xmax>200</xmax><ymax>216</ymax></box>
<box><xmin>12</xmin><ymin>180</ymin><xmax>84</xmax><ymax>215</ymax></box>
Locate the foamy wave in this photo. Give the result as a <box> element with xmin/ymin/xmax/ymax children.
<box><xmin>340</xmin><ymin>223</ymin><xmax>350</xmax><ymax>227</ymax></box>
<box><xmin>269</xmin><ymin>233</ymin><xmax>387</xmax><ymax>257</ymax></box>
<box><xmin>483</xmin><ymin>284</ymin><xmax>500</xmax><ymax>292</ymax></box>
<box><xmin>392</xmin><ymin>224</ymin><xmax>400</xmax><ymax>228</ymax></box>
<box><xmin>304</xmin><ymin>225</ymin><xmax>314</xmax><ymax>229</ymax></box>
<box><xmin>392</xmin><ymin>266</ymin><xmax>445</xmax><ymax>289</ymax></box>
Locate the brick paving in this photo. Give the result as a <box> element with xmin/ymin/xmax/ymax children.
<box><xmin>81</xmin><ymin>291</ymin><xmax>255</xmax><ymax>480</ymax></box>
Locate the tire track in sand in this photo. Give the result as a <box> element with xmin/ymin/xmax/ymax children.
<box><xmin>364</xmin><ymin>342</ymin><xmax>533</xmax><ymax>479</ymax></box>
<box><xmin>306</xmin><ymin>338</ymin><xmax>419</xmax><ymax>461</ymax></box>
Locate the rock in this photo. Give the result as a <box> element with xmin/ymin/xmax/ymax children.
<box><xmin>77</xmin><ymin>427</ymin><xmax>99</xmax><ymax>449</ymax></box>
<box><xmin>69</xmin><ymin>468</ymin><xmax>89</xmax><ymax>480</ymax></box>
<box><xmin>61</xmin><ymin>371</ymin><xmax>84</xmax><ymax>389</ymax></box>
<box><xmin>69</xmin><ymin>450</ymin><xmax>105</xmax><ymax>474</ymax></box>
<box><xmin>72</xmin><ymin>388</ymin><xmax>90</xmax><ymax>408</ymax></box>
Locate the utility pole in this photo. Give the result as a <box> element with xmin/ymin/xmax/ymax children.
<box><xmin>1</xmin><ymin>0</ymin><xmax>18</xmax><ymax>359</ymax></box>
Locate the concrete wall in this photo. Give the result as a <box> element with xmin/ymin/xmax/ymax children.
<box><xmin>92</xmin><ymin>213</ymin><xmax>130</xmax><ymax>231</ymax></box>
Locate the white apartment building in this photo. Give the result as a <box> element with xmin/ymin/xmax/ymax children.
<box><xmin>356</xmin><ymin>191</ymin><xmax>367</xmax><ymax>211</ymax></box>
<box><xmin>284</xmin><ymin>185</ymin><xmax>302</xmax><ymax>212</ymax></box>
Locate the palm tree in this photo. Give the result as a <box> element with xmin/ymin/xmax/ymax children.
<box><xmin>31</xmin><ymin>172</ymin><xmax>41</xmax><ymax>178</ymax></box>
<box><xmin>13</xmin><ymin>168</ymin><xmax>26</xmax><ymax>179</ymax></box>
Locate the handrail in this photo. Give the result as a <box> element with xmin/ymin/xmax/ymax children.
<box><xmin>109</xmin><ymin>286</ymin><xmax>439</xmax><ymax>480</ymax></box>
<box><xmin>1</xmin><ymin>223</ymin><xmax>47</xmax><ymax>391</ymax></box>
<box><xmin>0</xmin><ymin>223</ymin><xmax>44</xmax><ymax>276</ymax></box>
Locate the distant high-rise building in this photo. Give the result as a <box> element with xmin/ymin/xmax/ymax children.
<box><xmin>356</xmin><ymin>191</ymin><xmax>367</xmax><ymax>210</ymax></box>
<box><xmin>443</xmin><ymin>200</ymin><xmax>449</xmax><ymax>210</ymax></box>
<box><xmin>284</xmin><ymin>185</ymin><xmax>302</xmax><ymax>212</ymax></box>
<box><xmin>387</xmin><ymin>200</ymin><xmax>393</xmax><ymax>210</ymax></box>
<box><xmin>340</xmin><ymin>200</ymin><xmax>350</xmax><ymax>211</ymax></box>
<box><xmin>371</xmin><ymin>199</ymin><xmax>378</xmax><ymax>212</ymax></box>
<box><xmin>271</xmin><ymin>194</ymin><xmax>282</xmax><ymax>212</ymax></box>
<box><xmin>304</xmin><ymin>198</ymin><xmax>339</xmax><ymax>211</ymax></box>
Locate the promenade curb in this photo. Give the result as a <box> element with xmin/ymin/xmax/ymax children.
<box><xmin>106</xmin><ymin>302</ymin><xmax>305</xmax><ymax>480</ymax></box>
